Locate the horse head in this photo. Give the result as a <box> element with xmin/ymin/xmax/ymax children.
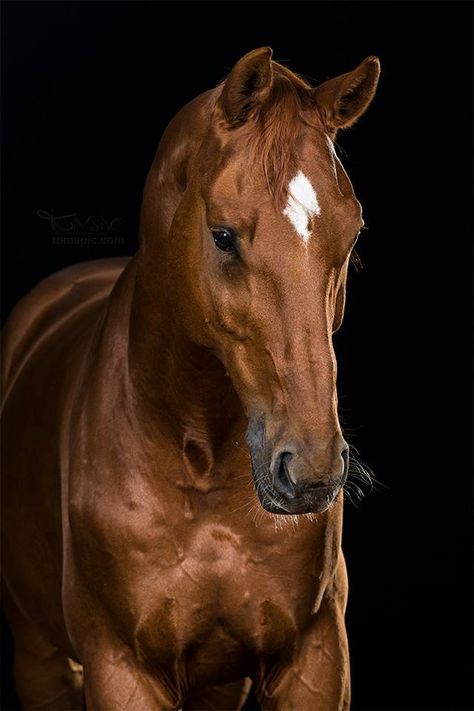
<box><xmin>138</xmin><ymin>48</ymin><xmax>380</xmax><ymax>515</ymax></box>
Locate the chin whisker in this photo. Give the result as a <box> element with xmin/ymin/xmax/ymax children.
<box><xmin>342</xmin><ymin>444</ymin><xmax>387</xmax><ymax>508</ymax></box>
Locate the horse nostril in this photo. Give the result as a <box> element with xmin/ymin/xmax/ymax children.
<box><xmin>273</xmin><ymin>452</ymin><xmax>296</xmax><ymax>499</ymax></box>
<box><xmin>341</xmin><ymin>447</ymin><xmax>349</xmax><ymax>484</ymax></box>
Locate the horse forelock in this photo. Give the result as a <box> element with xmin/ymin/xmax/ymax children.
<box><xmin>226</xmin><ymin>63</ymin><xmax>321</xmax><ymax>208</ymax></box>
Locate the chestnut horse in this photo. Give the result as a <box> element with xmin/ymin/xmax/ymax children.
<box><xmin>1</xmin><ymin>48</ymin><xmax>380</xmax><ymax>710</ymax></box>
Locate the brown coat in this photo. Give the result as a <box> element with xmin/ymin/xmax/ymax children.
<box><xmin>1</xmin><ymin>49</ymin><xmax>379</xmax><ymax>710</ymax></box>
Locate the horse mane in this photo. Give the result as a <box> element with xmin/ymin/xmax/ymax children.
<box><xmin>244</xmin><ymin>62</ymin><xmax>318</xmax><ymax>207</ymax></box>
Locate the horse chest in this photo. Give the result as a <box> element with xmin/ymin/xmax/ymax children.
<box><xmin>118</xmin><ymin>521</ymin><xmax>322</xmax><ymax>672</ymax></box>
<box><xmin>73</xmin><ymin>474</ymin><xmax>331</xmax><ymax>672</ymax></box>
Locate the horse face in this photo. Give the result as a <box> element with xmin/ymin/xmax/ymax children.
<box><xmin>178</xmin><ymin>49</ymin><xmax>380</xmax><ymax>515</ymax></box>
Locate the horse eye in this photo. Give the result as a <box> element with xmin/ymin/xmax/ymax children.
<box><xmin>212</xmin><ymin>228</ymin><xmax>236</xmax><ymax>253</ymax></box>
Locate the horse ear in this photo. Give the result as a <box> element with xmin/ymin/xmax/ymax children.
<box><xmin>219</xmin><ymin>47</ymin><xmax>274</xmax><ymax>125</ymax></box>
<box><xmin>313</xmin><ymin>56</ymin><xmax>380</xmax><ymax>133</ymax></box>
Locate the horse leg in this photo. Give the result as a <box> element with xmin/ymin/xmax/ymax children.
<box><xmin>182</xmin><ymin>678</ymin><xmax>252</xmax><ymax>710</ymax></box>
<box><xmin>257</xmin><ymin>559</ymin><xmax>350</xmax><ymax>711</ymax></box>
<box><xmin>3</xmin><ymin>588</ymin><xmax>84</xmax><ymax>710</ymax></box>
<box><xmin>80</xmin><ymin>639</ymin><xmax>178</xmax><ymax>710</ymax></box>
<box><xmin>258</xmin><ymin>599</ymin><xmax>349</xmax><ymax>711</ymax></box>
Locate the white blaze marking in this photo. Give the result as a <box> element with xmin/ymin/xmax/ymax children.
<box><xmin>283</xmin><ymin>170</ymin><xmax>320</xmax><ymax>242</ymax></box>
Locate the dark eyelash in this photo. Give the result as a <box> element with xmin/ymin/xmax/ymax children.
<box><xmin>350</xmin><ymin>227</ymin><xmax>367</xmax><ymax>271</ymax></box>
<box><xmin>350</xmin><ymin>249</ymin><xmax>363</xmax><ymax>271</ymax></box>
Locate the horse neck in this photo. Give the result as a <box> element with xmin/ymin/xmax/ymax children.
<box><xmin>127</xmin><ymin>90</ymin><xmax>243</xmax><ymax>450</ymax></box>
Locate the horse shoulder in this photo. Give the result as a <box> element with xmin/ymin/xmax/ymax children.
<box><xmin>2</xmin><ymin>257</ymin><xmax>130</xmax><ymax>399</ymax></box>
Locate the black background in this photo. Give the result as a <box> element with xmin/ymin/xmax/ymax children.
<box><xmin>1</xmin><ymin>2</ymin><xmax>473</xmax><ymax>710</ymax></box>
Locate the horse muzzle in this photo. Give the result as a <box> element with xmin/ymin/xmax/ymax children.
<box><xmin>246</xmin><ymin>419</ymin><xmax>349</xmax><ymax>515</ymax></box>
